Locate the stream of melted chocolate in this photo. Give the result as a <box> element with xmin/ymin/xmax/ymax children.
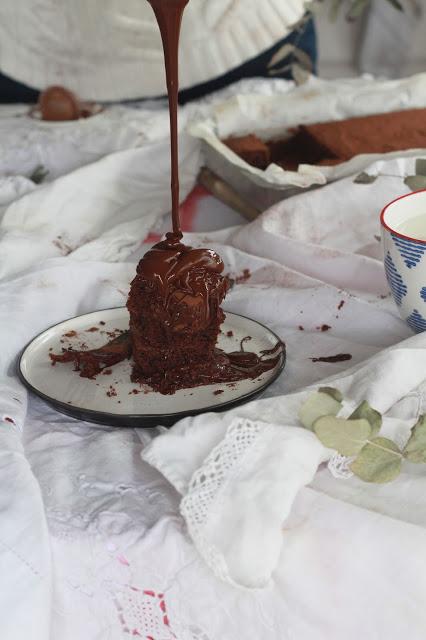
<box><xmin>147</xmin><ymin>0</ymin><xmax>189</xmax><ymax>235</ymax></box>
<box><xmin>50</xmin><ymin>0</ymin><xmax>284</xmax><ymax>394</ymax></box>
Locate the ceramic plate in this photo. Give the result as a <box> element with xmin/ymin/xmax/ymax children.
<box><xmin>19</xmin><ymin>307</ymin><xmax>285</xmax><ymax>427</ymax></box>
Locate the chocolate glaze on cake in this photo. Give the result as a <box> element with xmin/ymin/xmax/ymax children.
<box><xmin>50</xmin><ymin>0</ymin><xmax>284</xmax><ymax>395</ymax></box>
<box><xmin>127</xmin><ymin>232</ymin><xmax>228</xmax><ymax>393</ymax></box>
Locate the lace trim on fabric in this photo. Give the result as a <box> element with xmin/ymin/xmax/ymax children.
<box><xmin>328</xmin><ymin>452</ymin><xmax>354</xmax><ymax>479</ymax></box>
<box><xmin>180</xmin><ymin>417</ymin><xmax>270</xmax><ymax>585</ymax></box>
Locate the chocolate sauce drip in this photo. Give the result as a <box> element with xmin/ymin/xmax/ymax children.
<box><xmin>53</xmin><ymin>329</ymin><xmax>285</xmax><ymax>395</ymax></box>
<box><xmin>131</xmin><ymin>234</ymin><xmax>227</xmax><ymax>333</ymax></box>
<box><xmin>50</xmin><ymin>332</ymin><xmax>131</xmax><ymax>378</ymax></box>
<box><xmin>147</xmin><ymin>0</ymin><xmax>189</xmax><ymax>235</ymax></box>
<box><xmin>138</xmin><ymin>234</ymin><xmax>224</xmax><ymax>293</ymax></box>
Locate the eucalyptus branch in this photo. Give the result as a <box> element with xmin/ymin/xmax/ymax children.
<box><xmin>298</xmin><ymin>389</ymin><xmax>426</xmax><ymax>483</ymax></box>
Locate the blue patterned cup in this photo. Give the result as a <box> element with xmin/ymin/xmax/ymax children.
<box><xmin>381</xmin><ymin>190</ymin><xmax>426</xmax><ymax>333</ymax></box>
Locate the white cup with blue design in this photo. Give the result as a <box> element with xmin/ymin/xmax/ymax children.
<box><xmin>381</xmin><ymin>189</ymin><xmax>426</xmax><ymax>333</ymax></box>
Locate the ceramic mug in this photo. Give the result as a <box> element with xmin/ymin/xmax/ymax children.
<box><xmin>381</xmin><ymin>189</ymin><xmax>426</xmax><ymax>333</ymax></box>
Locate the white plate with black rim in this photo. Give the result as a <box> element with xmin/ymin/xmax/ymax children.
<box><xmin>18</xmin><ymin>307</ymin><xmax>286</xmax><ymax>428</ymax></box>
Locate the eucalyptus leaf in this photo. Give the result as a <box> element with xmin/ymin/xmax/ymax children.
<box><xmin>404</xmin><ymin>415</ymin><xmax>426</xmax><ymax>463</ymax></box>
<box><xmin>291</xmin><ymin>63</ymin><xmax>310</xmax><ymax>86</ymax></box>
<box><xmin>351</xmin><ymin>437</ymin><xmax>402</xmax><ymax>483</ymax></box>
<box><xmin>415</xmin><ymin>158</ymin><xmax>426</xmax><ymax>177</ymax></box>
<box><xmin>354</xmin><ymin>172</ymin><xmax>377</xmax><ymax>184</ymax></box>
<box><xmin>319</xmin><ymin>387</ymin><xmax>343</xmax><ymax>403</ymax></box>
<box><xmin>293</xmin><ymin>47</ymin><xmax>313</xmax><ymax>71</ymax></box>
<box><xmin>329</xmin><ymin>0</ymin><xmax>342</xmax><ymax>21</ymax></box>
<box><xmin>347</xmin><ymin>0</ymin><xmax>369</xmax><ymax>20</ymax></box>
<box><xmin>268</xmin><ymin>63</ymin><xmax>292</xmax><ymax>77</ymax></box>
<box><xmin>267</xmin><ymin>44</ymin><xmax>295</xmax><ymax>69</ymax></box>
<box><xmin>305</xmin><ymin>0</ymin><xmax>324</xmax><ymax>16</ymax></box>
<box><xmin>298</xmin><ymin>390</ymin><xmax>342</xmax><ymax>430</ymax></box>
<box><xmin>404</xmin><ymin>175</ymin><xmax>426</xmax><ymax>191</ymax></box>
<box><xmin>313</xmin><ymin>416</ymin><xmax>371</xmax><ymax>456</ymax></box>
<box><xmin>385</xmin><ymin>0</ymin><xmax>403</xmax><ymax>11</ymax></box>
<box><xmin>349</xmin><ymin>400</ymin><xmax>382</xmax><ymax>437</ymax></box>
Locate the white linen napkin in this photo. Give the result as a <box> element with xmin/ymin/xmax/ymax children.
<box><xmin>142</xmin><ymin>332</ymin><xmax>426</xmax><ymax>589</ymax></box>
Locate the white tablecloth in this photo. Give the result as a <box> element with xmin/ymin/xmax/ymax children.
<box><xmin>1</xmin><ymin>82</ymin><xmax>426</xmax><ymax>639</ymax></box>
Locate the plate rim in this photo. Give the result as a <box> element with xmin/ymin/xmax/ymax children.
<box><xmin>17</xmin><ymin>307</ymin><xmax>286</xmax><ymax>426</ymax></box>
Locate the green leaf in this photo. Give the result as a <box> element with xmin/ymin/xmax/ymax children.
<box><xmin>404</xmin><ymin>175</ymin><xmax>426</xmax><ymax>191</ymax></box>
<box><xmin>385</xmin><ymin>0</ymin><xmax>403</xmax><ymax>11</ymax></box>
<box><xmin>313</xmin><ymin>416</ymin><xmax>371</xmax><ymax>456</ymax></box>
<box><xmin>304</xmin><ymin>0</ymin><xmax>324</xmax><ymax>16</ymax></box>
<box><xmin>268</xmin><ymin>63</ymin><xmax>292</xmax><ymax>77</ymax></box>
<box><xmin>291</xmin><ymin>63</ymin><xmax>310</xmax><ymax>86</ymax></box>
<box><xmin>349</xmin><ymin>400</ymin><xmax>382</xmax><ymax>437</ymax></box>
<box><xmin>319</xmin><ymin>387</ymin><xmax>343</xmax><ymax>403</ymax></box>
<box><xmin>351</xmin><ymin>437</ymin><xmax>402</xmax><ymax>483</ymax></box>
<box><xmin>415</xmin><ymin>158</ymin><xmax>426</xmax><ymax>177</ymax></box>
<box><xmin>354</xmin><ymin>172</ymin><xmax>377</xmax><ymax>184</ymax></box>
<box><xmin>347</xmin><ymin>0</ymin><xmax>369</xmax><ymax>20</ymax></box>
<box><xmin>404</xmin><ymin>415</ymin><xmax>426</xmax><ymax>463</ymax></box>
<box><xmin>267</xmin><ymin>44</ymin><xmax>295</xmax><ymax>69</ymax></box>
<box><xmin>298</xmin><ymin>390</ymin><xmax>342</xmax><ymax>430</ymax></box>
<box><xmin>293</xmin><ymin>47</ymin><xmax>313</xmax><ymax>72</ymax></box>
<box><xmin>329</xmin><ymin>0</ymin><xmax>343</xmax><ymax>21</ymax></box>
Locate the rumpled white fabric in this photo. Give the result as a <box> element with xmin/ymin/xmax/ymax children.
<box><xmin>2</xmin><ymin>81</ymin><xmax>426</xmax><ymax>638</ymax></box>
<box><xmin>142</xmin><ymin>333</ymin><xmax>426</xmax><ymax>589</ymax></box>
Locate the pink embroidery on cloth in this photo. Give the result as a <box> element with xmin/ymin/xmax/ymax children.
<box><xmin>113</xmin><ymin>585</ymin><xmax>176</xmax><ymax>639</ymax></box>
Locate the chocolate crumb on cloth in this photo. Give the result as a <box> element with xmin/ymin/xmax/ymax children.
<box><xmin>310</xmin><ymin>354</ymin><xmax>352</xmax><ymax>364</ymax></box>
<box><xmin>317</xmin><ymin>324</ymin><xmax>331</xmax><ymax>332</ymax></box>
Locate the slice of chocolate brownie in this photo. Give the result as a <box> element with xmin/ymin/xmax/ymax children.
<box><xmin>223</xmin><ymin>134</ymin><xmax>271</xmax><ymax>170</ymax></box>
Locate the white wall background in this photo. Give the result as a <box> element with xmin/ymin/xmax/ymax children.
<box><xmin>316</xmin><ymin>0</ymin><xmax>426</xmax><ymax>78</ymax></box>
